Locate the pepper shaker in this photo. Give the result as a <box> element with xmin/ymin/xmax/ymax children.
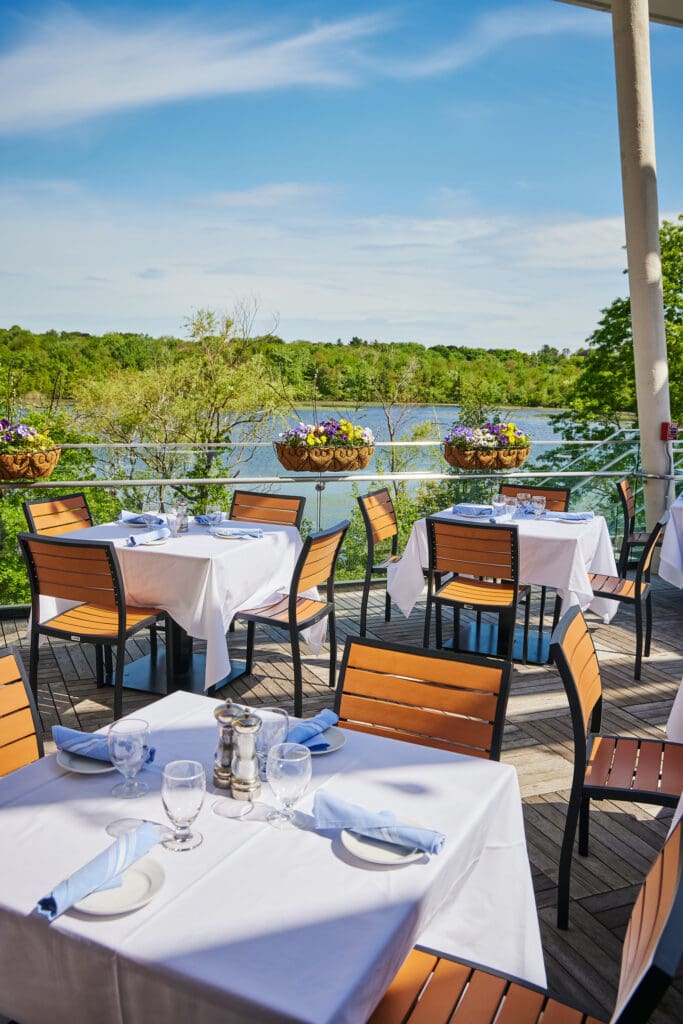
<box><xmin>213</xmin><ymin>701</ymin><xmax>245</xmax><ymax>790</ymax></box>
<box><xmin>231</xmin><ymin>714</ymin><xmax>262</xmax><ymax>801</ymax></box>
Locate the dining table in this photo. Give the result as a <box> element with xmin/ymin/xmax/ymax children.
<box><xmin>387</xmin><ymin>507</ymin><xmax>619</xmax><ymax>661</ymax></box>
<box><xmin>0</xmin><ymin>690</ymin><xmax>546</xmax><ymax>1024</ymax></box>
<box><xmin>659</xmin><ymin>492</ymin><xmax>683</xmax><ymax>589</ymax></box>
<box><xmin>36</xmin><ymin>519</ymin><xmax>318</xmax><ymax>695</ymax></box>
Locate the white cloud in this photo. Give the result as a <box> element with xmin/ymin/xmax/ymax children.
<box><xmin>202</xmin><ymin>183</ymin><xmax>331</xmax><ymax>209</ymax></box>
<box><xmin>0</xmin><ymin>179</ymin><xmax>628</xmax><ymax>351</ymax></box>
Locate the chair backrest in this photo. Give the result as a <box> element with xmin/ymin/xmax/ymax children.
<box><xmin>500</xmin><ymin>483</ymin><xmax>570</xmax><ymax>513</ymax></box>
<box><xmin>23</xmin><ymin>492</ymin><xmax>93</xmax><ymax>536</ymax></box>
<box><xmin>0</xmin><ymin>649</ymin><xmax>43</xmax><ymax>776</ymax></box>
<box><xmin>617</xmin><ymin>477</ymin><xmax>637</xmax><ymax>533</ymax></box>
<box><xmin>18</xmin><ymin>533</ymin><xmax>123</xmax><ymax>613</ymax></box>
<box><xmin>550</xmin><ymin>605</ymin><xmax>603</xmax><ymax>750</ymax></box>
<box><xmin>335</xmin><ymin>637</ymin><xmax>512</xmax><ymax>759</ymax></box>
<box><xmin>426</xmin><ymin>517</ymin><xmax>519</xmax><ymax>585</ymax></box>
<box><xmin>634</xmin><ymin>515</ymin><xmax>668</xmax><ymax>589</ymax></box>
<box><xmin>610</xmin><ymin>818</ymin><xmax>683</xmax><ymax>1024</ymax></box>
<box><xmin>293</xmin><ymin>520</ymin><xmax>350</xmax><ymax>599</ymax></box>
<box><xmin>229</xmin><ymin>490</ymin><xmax>306</xmax><ymax>529</ymax></box>
<box><xmin>357</xmin><ymin>489</ymin><xmax>399</xmax><ymax>549</ymax></box>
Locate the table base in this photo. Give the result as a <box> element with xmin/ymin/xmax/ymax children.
<box><xmin>443</xmin><ymin>622</ymin><xmax>551</xmax><ymax>665</ymax></box>
<box><xmin>118</xmin><ymin>652</ymin><xmax>247</xmax><ymax>696</ymax></box>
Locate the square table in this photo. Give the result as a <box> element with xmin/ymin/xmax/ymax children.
<box><xmin>659</xmin><ymin>492</ymin><xmax>683</xmax><ymax>588</ymax></box>
<box><xmin>37</xmin><ymin>520</ymin><xmax>311</xmax><ymax>694</ymax></box>
<box><xmin>388</xmin><ymin>508</ymin><xmax>619</xmax><ymax>661</ymax></box>
<box><xmin>0</xmin><ymin>691</ymin><xmax>545</xmax><ymax>1024</ymax></box>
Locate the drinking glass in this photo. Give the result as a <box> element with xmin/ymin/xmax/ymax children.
<box><xmin>266</xmin><ymin>743</ymin><xmax>312</xmax><ymax>828</ymax></box>
<box><xmin>492</xmin><ymin>492</ymin><xmax>507</xmax><ymax>516</ymax></box>
<box><xmin>141</xmin><ymin>499</ymin><xmax>160</xmax><ymax>524</ymax></box>
<box><xmin>516</xmin><ymin>492</ymin><xmax>531</xmax><ymax>512</ymax></box>
<box><xmin>254</xmin><ymin>708</ymin><xmax>289</xmax><ymax>780</ymax></box>
<box><xmin>108</xmin><ymin>719</ymin><xmax>151</xmax><ymax>799</ymax></box>
<box><xmin>503</xmin><ymin>494</ymin><xmax>518</xmax><ymax>513</ymax></box>
<box><xmin>205</xmin><ymin>503</ymin><xmax>222</xmax><ymax>528</ymax></box>
<box><xmin>531</xmin><ymin>495</ymin><xmax>546</xmax><ymax>518</ymax></box>
<box><xmin>161</xmin><ymin>760</ymin><xmax>206</xmax><ymax>851</ymax></box>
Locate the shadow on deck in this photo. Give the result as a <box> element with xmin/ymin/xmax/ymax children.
<box><xmin>2</xmin><ymin>576</ymin><xmax>682</xmax><ymax>1022</ymax></box>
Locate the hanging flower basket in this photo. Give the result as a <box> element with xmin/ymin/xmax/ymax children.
<box><xmin>0</xmin><ymin>447</ymin><xmax>62</xmax><ymax>481</ymax></box>
<box><xmin>275</xmin><ymin>442</ymin><xmax>374</xmax><ymax>473</ymax></box>
<box><xmin>443</xmin><ymin>444</ymin><xmax>530</xmax><ymax>471</ymax></box>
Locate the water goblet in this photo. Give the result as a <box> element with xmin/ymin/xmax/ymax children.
<box><xmin>205</xmin><ymin>504</ymin><xmax>222</xmax><ymax>528</ymax></box>
<box><xmin>503</xmin><ymin>494</ymin><xmax>518</xmax><ymax>514</ymax></box>
<box><xmin>161</xmin><ymin>760</ymin><xmax>206</xmax><ymax>851</ymax></box>
<box><xmin>492</xmin><ymin>492</ymin><xmax>507</xmax><ymax>517</ymax></box>
<box><xmin>531</xmin><ymin>495</ymin><xmax>546</xmax><ymax>519</ymax></box>
<box><xmin>516</xmin><ymin>492</ymin><xmax>531</xmax><ymax>513</ymax></box>
<box><xmin>265</xmin><ymin>743</ymin><xmax>312</xmax><ymax>829</ymax></box>
<box><xmin>141</xmin><ymin>499</ymin><xmax>160</xmax><ymax>525</ymax></box>
<box><xmin>108</xmin><ymin>719</ymin><xmax>151</xmax><ymax>799</ymax></box>
<box><xmin>254</xmin><ymin>707</ymin><xmax>289</xmax><ymax>781</ymax></box>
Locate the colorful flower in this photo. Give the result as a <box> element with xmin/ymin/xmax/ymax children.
<box><xmin>279</xmin><ymin>417</ymin><xmax>374</xmax><ymax>448</ymax></box>
<box><xmin>444</xmin><ymin>419</ymin><xmax>531</xmax><ymax>450</ymax></box>
<box><xmin>0</xmin><ymin>420</ymin><xmax>55</xmax><ymax>454</ymax></box>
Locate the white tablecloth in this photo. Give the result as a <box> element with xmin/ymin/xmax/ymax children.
<box><xmin>659</xmin><ymin>493</ymin><xmax>683</xmax><ymax>588</ymax></box>
<box><xmin>388</xmin><ymin>509</ymin><xmax>619</xmax><ymax>622</ymax></box>
<box><xmin>38</xmin><ymin>521</ymin><xmax>308</xmax><ymax>688</ymax></box>
<box><xmin>667</xmin><ymin>675</ymin><xmax>683</xmax><ymax>744</ymax></box>
<box><xmin>0</xmin><ymin>692</ymin><xmax>545</xmax><ymax>1024</ymax></box>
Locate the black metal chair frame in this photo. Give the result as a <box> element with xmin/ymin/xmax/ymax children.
<box><xmin>357</xmin><ymin>488</ymin><xmax>401</xmax><ymax>638</ymax></box>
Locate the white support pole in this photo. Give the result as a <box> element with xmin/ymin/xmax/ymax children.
<box><xmin>611</xmin><ymin>0</ymin><xmax>674</xmax><ymax>527</ymax></box>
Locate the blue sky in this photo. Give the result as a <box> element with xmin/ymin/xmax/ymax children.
<box><xmin>0</xmin><ymin>1</ymin><xmax>681</xmax><ymax>351</ymax></box>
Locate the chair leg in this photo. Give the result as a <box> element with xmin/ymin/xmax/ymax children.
<box><xmin>104</xmin><ymin>647</ymin><xmax>113</xmax><ymax>683</ymax></box>
<box><xmin>29</xmin><ymin>627</ymin><xmax>40</xmax><ymax>702</ymax></box>
<box><xmin>423</xmin><ymin>594</ymin><xmax>432</xmax><ymax>648</ymax></box>
<box><xmin>522</xmin><ymin>591</ymin><xmax>531</xmax><ymax>664</ymax></box>
<box><xmin>245</xmin><ymin>621</ymin><xmax>255</xmax><ymax>675</ymax></box>
<box><xmin>113</xmin><ymin>644</ymin><xmax>124</xmax><ymax>720</ymax></box>
<box><xmin>95</xmin><ymin>645</ymin><xmax>105</xmax><ymax>688</ymax></box>
<box><xmin>634</xmin><ymin>599</ymin><xmax>643</xmax><ymax>680</ymax></box>
<box><xmin>644</xmin><ymin>593</ymin><xmax>653</xmax><ymax>657</ymax></box>
<box><xmin>359</xmin><ymin>568</ymin><xmax>372</xmax><ymax>638</ymax></box>
<box><xmin>384</xmin><ymin>588</ymin><xmax>391</xmax><ymax>624</ymax></box>
<box><xmin>557</xmin><ymin>785</ymin><xmax>583</xmax><ymax>929</ymax></box>
<box><xmin>435</xmin><ymin>603</ymin><xmax>443</xmax><ymax>650</ymax></box>
<box><xmin>498</xmin><ymin>609</ymin><xmax>515</xmax><ymax>660</ymax></box>
<box><xmin>290</xmin><ymin>626</ymin><xmax>303</xmax><ymax>719</ymax></box>
<box><xmin>578</xmin><ymin>794</ymin><xmax>591</xmax><ymax>856</ymax></box>
<box><xmin>328</xmin><ymin>611</ymin><xmax>337</xmax><ymax>690</ymax></box>
<box><xmin>150</xmin><ymin>624</ymin><xmax>158</xmax><ymax>661</ymax></box>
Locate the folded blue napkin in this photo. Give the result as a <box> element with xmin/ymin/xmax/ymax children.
<box><xmin>452</xmin><ymin>503</ymin><xmax>492</xmax><ymax>517</ymax></box>
<box><xmin>515</xmin><ymin>509</ymin><xmax>594</xmax><ymax>522</ymax></box>
<box><xmin>194</xmin><ymin>514</ymin><xmax>224</xmax><ymax>525</ymax></box>
<box><xmin>127</xmin><ymin>526</ymin><xmax>171</xmax><ymax>546</ymax></box>
<box><xmin>36</xmin><ymin>822</ymin><xmax>159</xmax><ymax>921</ymax></box>
<box><xmin>119</xmin><ymin>510</ymin><xmax>165</xmax><ymax>527</ymax></box>
<box><xmin>287</xmin><ymin>709</ymin><xmax>338</xmax><ymax>751</ymax></box>
<box><xmin>313</xmin><ymin>792</ymin><xmax>445</xmax><ymax>854</ymax></box>
<box><xmin>52</xmin><ymin>725</ymin><xmax>156</xmax><ymax>764</ymax></box>
<box><xmin>211</xmin><ymin>527</ymin><xmax>263</xmax><ymax>539</ymax></box>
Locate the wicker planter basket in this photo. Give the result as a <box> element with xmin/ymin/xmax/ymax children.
<box><xmin>274</xmin><ymin>442</ymin><xmax>374</xmax><ymax>473</ymax></box>
<box><xmin>443</xmin><ymin>445</ymin><xmax>530</xmax><ymax>471</ymax></box>
<box><xmin>0</xmin><ymin>447</ymin><xmax>61</xmax><ymax>481</ymax></box>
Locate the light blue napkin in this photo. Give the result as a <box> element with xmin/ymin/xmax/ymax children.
<box><xmin>127</xmin><ymin>526</ymin><xmax>171</xmax><ymax>546</ymax></box>
<box><xmin>211</xmin><ymin>527</ymin><xmax>263</xmax><ymax>540</ymax></box>
<box><xmin>515</xmin><ymin>509</ymin><xmax>594</xmax><ymax>522</ymax></box>
<box><xmin>313</xmin><ymin>792</ymin><xmax>445</xmax><ymax>854</ymax></box>
<box><xmin>118</xmin><ymin>510</ymin><xmax>165</xmax><ymax>527</ymax></box>
<box><xmin>52</xmin><ymin>725</ymin><xmax>156</xmax><ymax>764</ymax></box>
<box><xmin>452</xmin><ymin>503</ymin><xmax>493</xmax><ymax>517</ymax></box>
<box><xmin>36</xmin><ymin>822</ymin><xmax>159</xmax><ymax>921</ymax></box>
<box><xmin>287</xmin><ymin>709</ymin><xmax>338</xmax><ymax>751</ymax></box>
<box><xmin>195</xmin><ymin>514</ymin><xmax>225</xmax><ymax>525</ymax></box>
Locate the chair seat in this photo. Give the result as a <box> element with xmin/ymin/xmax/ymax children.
<box><xmin>586</xmin><ymin>735</ymin><xmax>683</xmax><ymax>800</ymax></box>
<box><xmin>588</xmin><ymin>572</ymin><xmax>638</xmax><ymax>600</ymax></box>
<box><xmin>42</xmin><ymin>602</ymin><xmax>163</xmax><ymax>639</ymax></box>
<box><xmin>369</xmin><ymin>948</ymin><xmax>606</xmax><ymax>1024</ymax></box>
<box><xmin>435</xmin><ymin>576</ymin><xmax>516</xmax><ymax>608</ymax></box>
<box><xmin>238</xmin><ymin>595</ymin><xmax>331</xmax><ymax>628</ymax></box>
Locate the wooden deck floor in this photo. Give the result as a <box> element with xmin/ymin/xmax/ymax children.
<box><xmin>2</xmin><ymin>578</ymin><xmax>682</xmax><ymax>1022</ymax></box>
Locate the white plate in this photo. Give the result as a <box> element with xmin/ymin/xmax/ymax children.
<box><xmin>73</xmin><ymin>856</ymin><xmax>164</xmax><ymax>916</ymax></box>
<box><xmin>56</xmin><ymin>750</ymin><xmax>117</xmax><ymax>775</ymax></box>
<box><xmin>309</xmin><ymin>726</ymin><xmax>347</xmax><ymax>757</ymax></box>
<box><xmin>137</xmin><ymin>537</ymin><xmax>167</xmax><ymax>546</ymax></box>
<box><xmin>340</xmin><ymin>829</ymin><xmax>423</xmax><ymax>866</ymax></box>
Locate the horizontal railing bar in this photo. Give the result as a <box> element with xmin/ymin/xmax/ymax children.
<box><xmin>51</xmin><ymin>438</ymin><xmax>646</xmax><ymax>450</ymax></box>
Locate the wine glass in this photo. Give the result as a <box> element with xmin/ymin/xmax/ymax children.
<box><xmin>266</xmin><ymin>743</ymin><xmax>312</xmax><ymax>828</ymax></box>
<box><xmin>254</xmin><ymin>708</ymin><xmax>289</xmax><ymax>780</ymax></box>
<box><xmin>516</xmin><ymin>492</ymin><xmax>531</xmax><ymax>512</ymax></box>
<box><xmin>531</xmin><ymin>495</ymin><xmax>546</xmax><ymax>519</ymax></box>
<box><xmin>503</xmin><ymin>494</ymin><xmax>518</xmax><ymax>514</ymax></box>
<box><xmin>108</xmin><ymin>719</ymin><xmax>151</xmax><ymax>798</ymax></box>
<box><xmin>161</xmin><ymin>760</ymin><xmax>206</xmax><ymax>851</ymax></box>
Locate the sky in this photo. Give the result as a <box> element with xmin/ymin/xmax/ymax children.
<box><xmin>0</xmin><ymin>1</ymin><xmax>681</xmax><ymax>352</ymax></box>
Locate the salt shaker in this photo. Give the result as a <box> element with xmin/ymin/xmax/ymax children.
<box><xmin>231</xmin><ymin>714</ymin><xmax>262</xmax><ymax>801</ymax></box>
<box><xmin>176</xmin><ymin>498</ymin><xmax>189</xmax><ymax>533</ymax></box>
<box><xmin>213</xmin><ymin>701</ymin><xmax>246</xmax><ymax>790</ymax></box>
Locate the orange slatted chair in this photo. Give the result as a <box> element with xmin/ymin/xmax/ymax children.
<box><xmin>18</xmin><ymin>533</ymin><xmax>168</xmax><ymax>720</ymax></box>
<box><xmin>0</xmin><ymin>649</ymin><xmax>43</xmax><ymax>777</ymax></box>
<box><xmin>424</xmin><ymin>517</ymin><xmax>520</xmax><ymax>661</ymax></box>
<box><xmin>357</xmin><ymin>489</ymin><xmax>402</xmax><ymax>637</ymax></box>
<box><xmin>335</xmin><ymin>637</ymin><xmax>511</xmax><ymax>760</ymax></box>
<box><xmin>616</xmin><ymin>478</ymin><xmax>661</xmax><ymax>576</ymax></box>
<box><xmin>499</xmin><ymin>483</ymin><xmax>571</xmax><ymax>513</ymax></box>
<box><xmin>234</xmin><ymin>520</ymin><xmax>349</xmax><ymax>717</ymax></box>
<box><xmin>589</xmin><ymin>515</ymin><xmax>667</xmax><ymax>680</ymax></box>
<box><xmin>551</xmin><ymin>604</ymin><xmax>683</xmax><ymax>929</ymax></box>
<box><xmin>229</xmin><ymin>490</ymin><xmax>306</xmax><ymax>529</ymax></box>
<box><xmin>370</xmin><ymin>817</ymin><xmax>683</xmax><ymax>1024</ymax></box>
